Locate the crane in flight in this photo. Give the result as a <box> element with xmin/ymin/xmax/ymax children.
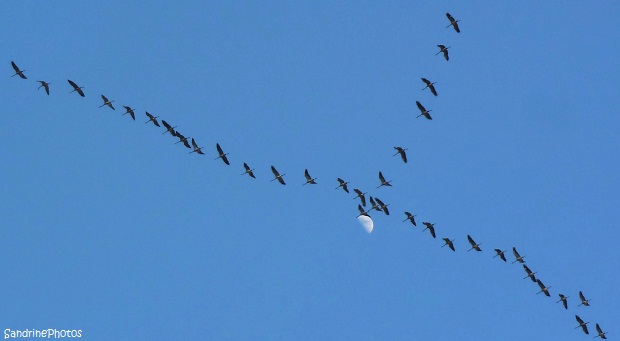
<box><xmin>442</xmin><ymin>238</ymin><xmax>455</xmax><ymax>251</ymax></box>
<box><xmin>536</xmin><ymin>279</ymin><xmax>551</xmax><ymax>297</ymax></box>
<box><xmin>556</xmin><ymin>294</ymin><xmax>569</xmax><ymax>310</ymax></box>
<box><xmin>99</xmin><ymin>95</ymin><xmax>115</xmax><ymax>110</ymax></box>
<box><xmin>422</xmin><ymin>222</ymin><xmax>436</xmax><ymax>238</ymax></box>
<box><xmin>11</xmin><ymin>61</ymin><xmax>26</xmax><ymax>79</ymax></box>
<box><xmin>189</xmin><ymin>138</ymin><xmax>204</xmax><ymax>155</ymax></box>
<box><xmin>374</xmin><ymin>197</ymin><xmax>390</xmax><ymax>215</ymax></box>
<box><xmin>578</xmin><ymin>291</ymin><xmax>591</xmax><ymax>307</ymax></box>
<box><xmin>123</xmin><ymin>106</ymin><xmax>136</xmax><ymax>120</ymax></box>
<box><xmin>421</xmin><ymin>78</ymin><xmax>438</xmax><ymax>96</ymax></box>
<box><xmin>522</xmin><ymin>264</ymin><xmax>537</xmax><ymax>282</ymax></box>
<box><xmin>145</xmin><ymin>112</ymin><xmax>160</xmax><ymax>127</ymax></box>
<box><xmin>403</xmin><ymin>212</ymin><xmax>417</xmax><ymax>226</ymax></box>
<box><xmin>270</xmin><ymin>166</ymin><xmax>286</xmax><ymax>185</ymax></box>
<box><xmin>393</xmin><ymin>147</ymin><xmax>408</xmax><ymax>163</ymax></box>
<box><xmin>493</xmin><ymin>249</ymin><xmax>507</xmax><ymax>262</ymax></box>
<box><xmin>215</xmin><ymin>143</ymin><xmax>230</xmax><ymax>165</ymax></box>
<box><xmin>595</xmin><ymin>323</ymin><xmax>607</xmax><ymax>339</ymax></box>
<box><xmin>336</xmin><ymin>178</ymin><xmax>349</xmax><ymax>193</ymax></box>
<box><xmin>242</xmin><ymin>163</ymin><xmax>256</xmax><ymax>178</ymax></box>
<box><xmin>575</xmin><ymin>315</ymin><xmax>589</xmax><ymax>335</ymax></box>
<box><xmin>303</xmin><ymin>169</ymin><xmax>317</xmax><ymax>185</ymax></box>
<box><xmin>67</xmin><ymin>80</ymin><xmax>85</xmax><ymax>97</ymax></box>
<box><xmin>436</xmin><ymin>45</ymin><xmax>450</xmax><ymax>61</ymax></box>
<box><xmin>377</xmin><ymin>171</ymin><xmax>392</xmax><ymax>188</ymax></box>
<box><xmin>445</xmin><ymin>13</ymin><xmax>460</xmax><ymax>33</ymax></box>
<box><xmin>467</xmin><ymin>235</ymin><xmax>482</xmax><ymax>252</ymax></box>
<box><xmin>416</xmin><ymin>101</ymin><xmax>432</xmax><ymax>120</ymax></box>
<box><xmin>353</xmin><ymin>189</ymin><xmax>367</xmax><ymax>206</ymax></box>
<box><xmin>512</xmin><ymin>247</ymin><xmax>526</xmax><ymax>264</ymax></box>
<box><xmin>174</xmin><ymin>131</ymin><xmax>191</xmax><ymax>148</ymax></box>
<box><xmin>37</xmin><ymin>81</ymin><xmax>50</xmax><ymax>95</ymax></box>
<box><xmin>161</xmin><ymin>120</ymin><xmax>177</xmax><ymax>136</ymax></box>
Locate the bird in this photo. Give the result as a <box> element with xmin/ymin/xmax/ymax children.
<box><xmin>99</xmin><ymin>95</ymin><xmax>115</xmax><ymax>110</ymax></box>
<box><xmin>393</xmin><ymin>147</ymin><xmax>408</xmax><ymax>163</ymax></box>
<box><xmin>575</xmin><ymin>315</ymin><xmax>589</xmax><ymax>335</ymax></box>
<box><xmin>353</xmin><ymin>189</ymin><xmax>367</xmax><ymax>206</ymax></box>
<box><xmin>303</xmin><ymin>169</ymin><xmax>317</xmax><ymax>185</ymax></box>
<box><xmin>595</xmin><ymin>323</ymin><xmax>607</xmax><ymax>339</ymax></box>
<box><xmin>467</xmin><ymin>235</ymin><xmax>482</xmax><ymax>252</ymax></box>
<box><xmin>493</xmin><ymin>249</ymin><xmax>507</xmax><ymax>262</ymax></box>
<box><xmin>10</xmin><ymin>61</ymin><xmax>26</xmax><ymax>79</ymax></box>
<box><xmin>122</xmin><ymin>106</ymin><xmax>136</xmax><ymax>120</ymax></box>
<box><xmin>556</xmin><ymin>294</ymin><xmax>569</xmax><ymax>310</ymax></box>
<box><xmin>357</xmin><ymin>204</ymin><xmax>370</xmax><ymax>218</ymax></box>
<box><xmin>336</xmin><ymin>178</ymin><xmax>349</xmax><ymax>193</ymax></box>
<box><xmin>174</xmin><ymin>131</ymin><xmax>191</xmax><ymax>148</ymax></box>
<box><xmin>403</xmin><ymin>212</ymin><xmax>417</xmax><ymax>226</ymax></box>
<box><xmin>242</xmin><ymin>162</ymin><xmax>256</xmax><ymax>178</ymax></box>
<box><xmin>215</xmin><ymin>143</ymin><xmax>230</xmax><ymax>165</ymax></box>
<box><xmin>67</xmin><ymin>79</ymin><xmax>85</xmax><ymax>97</ymax></box>
<box><xmin>445</xmin><ymin>12</ymin><xmax>460</xmax><ymax>33</ymax></box>
<box><xmin>416</xmin><ymin>101</ymin><xmax>432</xmax><ymax>120</ymax></box>
<box><xmin>522</xmin><ymin>264</ymin><xmax>537</xmax><ymax>282</ymax></box>
<box><xmin>145</xmin><ymin>112</ymin><xmax>160</xmax><ymax>127</ymax></box>
<box><xmin>422</xmin><ymin>222</ymin><xmax>436</xmax><ymax>238</ymax></box>
<box><xmin>368</xmin><ymin>197</ymin><xmax>381</xmax><ymax>213</ymax></box>
<box><xmin>442</xmin><ymin>238</ymin><xmax>455</xmax><ymax>251</ymax></box>
<box><xmin>377</xmin><ymin>171</ymin><xmax>392</xmax><ymax>188</ymax></box>
<box><xmin>421</xmin><ymin>78</ymin><xmax>438</xmax><ymax>96</ymax></box>
<box><xmin>436</xmin><ymin>44</ymin><xmax>450</xmax><ymax>61</ymax></box>
<box><xmin>578</xmin><ymin>291</ymin><xmax>591</xmax><ymax>307</ymax></box>
<box><xmin>511</xmin><ymin>247</ymin><xmax>526</xmax><ymax>264</ymax></box>
<box><xmin>374</xmin><ymin>197</ymin><xmax>390</xmax><ymax>215</ymax></box>
<box><xmin>536</xmin><ymin>279</ymin><xmax>551</xmax><ymax>297</ymax></box>
<box><xmin>37</xmin><ymin>81</ymin><xmax>50</xmax><ymax>95</ymax></box>
<box><xmin>189</xmin><ymin>138</ymin><xmax>204</xmax><ymax>155</ymax></box>
<box><xmin>270</xmin><ymin>166</ymin><xmax>286</xmax><ymax>185</ymax></box>
<box><xmin>161</xmin><ymin>120</ymin><xmax>177</xmax><ymax>135</ymax></box>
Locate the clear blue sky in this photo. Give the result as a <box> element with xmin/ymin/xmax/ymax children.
<box><xmin>1</xmin><ymin>2</ymin><xmax>618</xmax><ymax>340</ymax></box>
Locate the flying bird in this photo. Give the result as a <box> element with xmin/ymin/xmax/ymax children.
<box><xmin>67</xmin><ymin>79</ymin><xmax>85</xmax><ymax>97</ymax></box>
<box><xmin>536</xmin><ymin>279</ymin><xmax>551</xmax><ymax>297</ymax></box>
<box><xmin>123</xmin><ymin>106</ymin><xmax>136</xmax><ymax>120</ymax></box>
<box><xmin>10</xmin><ymin>61</ymin><xmax>26</xmax><ymax>79</ymax></box>
<box><xmin>445</xmin><ymin>12</ymin><xmax>460</xmax><ymax>33</ymax></box>
<box><xmin>557</xmin><ymin>294</ymin><xmax>569</xmax><ymax>310</ymax></box>
<box><xmin>422</xmin><ymin>222</ymin><xmax>436</xmax><ymax>238</ymax></box>
<box><xmin>442</xmin><ymin>238</ymin><xmax>455</xmax><ymax>251</ymax></box>
<box><xmin>215</xmin><ymin>143</ymin><xmax>230</xmax><ymax>165</ymax></box>
<box><xmin>403</xmin><ymin>212</ymin><xmax>417</xmax><ymax>226</ymax></box>
<box><xmin>595</xmin><ymin>323</ymin><xmax>607</xmax><ymax>339</ymax></box>
<box><xmin>393</xmin><ymin>147</ymin><xmax>408</xmax><ymax>163</ymax></box>
<box><xmin>270</xmin><ymin>166</ymin><xmax>286</xmax><ymax>185</ymax></box>
<box><xmin>174</xmin><ymin>131</ymin><xmax>191</xmax><ymax>148</ymax></box>
<box><xmin>421</xmin><ymin>78</ymin><xmax>437</xmax><ymax>96</ymax></box>
<box><xmin>522</xmin><ymin>264</ymin><xmax>537</xmax><ymax>282</ymax></box>
<box><xmin>353</xmin><ymin>189</ymin><xmax>367</xmax><ymax>206</ymax></box>
<box><xmin>303</xmin><ymin>169</ymin><xmax>317</xmax><ymax>185</ymax></box>
<box><xmin>145</xmin><ymin>112</ymin><xmax>160</xmax><ymax>127</ymax></box>
<box><xmin>189</xmin><ymin>138</ymin><xmax>204</xmax><ymax>155</ymax></box>
<box><xmin>512</xmin><ymin>247</ymin><xmax>525</xmax><ymax>264</ymax></box>
<box><xmin>357</xmin><ymin>204</ymin><xmax>370</xmax><ymax>218</ymax></box>
<box><xmin>161</xmin><ymin>120</ymin><xmax>176</xmax><ymax>135</ymax></box>
<box><xmin>436</xmin><ymin>44</ymin><xmax>450</xmax><ymax>61</ymax></box>
<box><xmin>37</xmin><ymin>81</ymin><xmax>50</xmax><ymax>95</ymax></box>
<box><xmin>374</xmin><ymin>197</ymin><xmax>390</xmax><ymax>215</ymax></box>
<box><xmin>578</xmin><ymin>291</ymin><xmax>590</xmax><ymax>307</ymax></box>
<box><xmin>575</xmin><ymin>315</ymin><xmax>589</xmax><ymax>335</ymax></box>
<box><xmin>377</xmin><ymin>171</ymin><xmax>392</xmax><ymax>188</ymax></box>
<box><xmin>493</xmin><ymin>249</ymin><xmax>507</xmax><ymax>262</ymax></box>
<box><xmin>242</xmin><ymin>163</ymin><xmax>256</xmax><ymax>178</ymax></box>
<box><xmin>368</xmin><ymin>197</ymin><xmax>381</xmax><ymax>213</ymax></box>
<box><xmin>99</xmin><ymin>95</ymin><xmax>115</xmax><ymax>110</ymax></box>
<box><xmin>467</xmin><ymin>235</ymin><xmax>482</xmax><ymax>252</ymax></box>
<box><xmin>416</xmin><ymin>101</ymin><xmax>432</xmax><ymax>120</ymax></box>
<box><xmin>336</xmin><ymin>178</ymin><xmax>349</xmax><ymax>193</ymax></box>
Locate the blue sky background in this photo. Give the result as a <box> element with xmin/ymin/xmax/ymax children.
<box><xmin>1</xmin><ymin>2</ymin><xmax>618</xmax><ymax>340</ymax></box>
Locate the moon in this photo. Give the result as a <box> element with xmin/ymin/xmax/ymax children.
<box><xmin>357</xmin><ymin>215</ymin><xmax>374</xmax><ymax>233</ymax></box>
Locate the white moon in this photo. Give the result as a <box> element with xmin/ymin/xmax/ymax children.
<box><xmin>357</xmin><ymin>215</ymin><xmax>374</xmax><ymax>233</ymax></box>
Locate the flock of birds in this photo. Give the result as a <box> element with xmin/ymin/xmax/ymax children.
<box><xmin>9</xmin><ymin>11</ymin><xmax>609</xmax><ymax>339</ymax></box>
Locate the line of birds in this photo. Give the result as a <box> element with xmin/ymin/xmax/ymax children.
<box><xmin>7</xmin><ymin>11</ymin><xmax>608</xmax><ymax>339</ymax></box>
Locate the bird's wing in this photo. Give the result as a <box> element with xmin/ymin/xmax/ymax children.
<box><xmin>271</xmin><ymin>166</ymin><xmax>279</xmax><ymax>176</ymax></box>
<box><xmin>191</xmin><ymin>138</ymin><xmax>198</xmax><ymax>149</ymax></box>
<box><xmin>11</xmin><ymin>61</ymin><xmax>19</xmax><ymax>72</ymax></box>
<box><xmin>421</xmin><ymin>78</ymin><xmax>430</xmax><ymax>85</ymax></box>
<box><xmin>429</xmin><ymin>85</ymin><xmax>437</xmax><ymax>96</ymax></box>
<box><xmin>216</xmin><ymin>143</ymin><xmax>224</xmax><ymax>155</ymax></box>
<box><xmin>379</xmin><ymin>172</ymin><xmax>386</xmax><ymax>182</ymax></box>
<box><xmin>579</xmin><ymin>291</ymin><xmax>585</xmax><ymax>301</ymax></box>
<box><xmin>467</xmin><ymin>235</ymin><xmax>475</xmax><ymax>245</ymax></box>
<box><xmin>416</xmin><ymin>101</ymin><xmax>425</xmax><ymax>111</ymax></box>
